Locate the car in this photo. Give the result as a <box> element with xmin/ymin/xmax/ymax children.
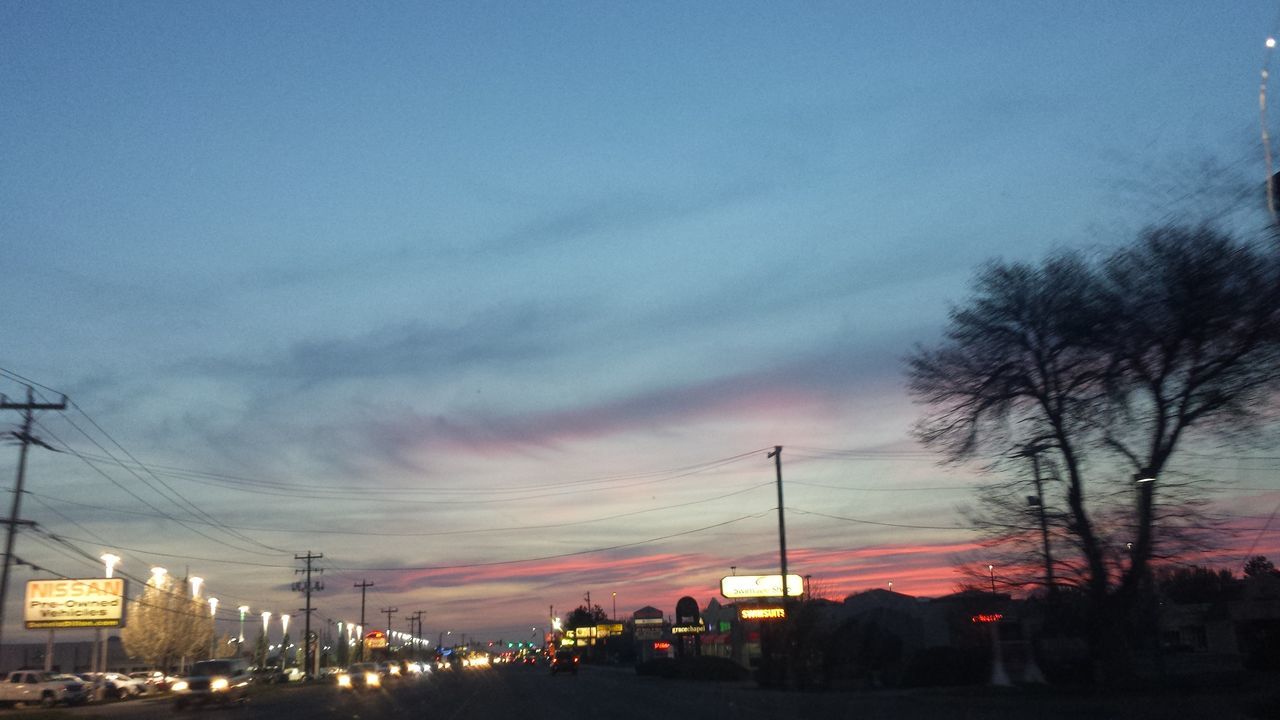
<box><xmin>78</xmin><ymin>672</ymin><xmax>146</xmax><ymax>701</ymax></box>
<box><xmin>171</xmin><ymin>659</ymin><xmax>252</xmax><ymax>710</ymax></box>
<box><xmin>336</xmin><ymin>662</ymin><xmax>381</xmax><ymax>691</ymax></box>
<box><xmin>129</xmin><ymin>670</ymin><xmax>179</xmax><ymax>692</ymax></box>
<box><xmin>550</xmin><ymin>650</ymin><xmax>578</xmax><ymax>675</ymax></box>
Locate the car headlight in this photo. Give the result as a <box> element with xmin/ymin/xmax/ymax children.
<box><xmin>211</xmin><ymin>678</ymin><xmax>229</xmax><ymax>691</ymax></box>
<box><xmin>337</xmin><ymin>674</ymin><xmax>351</xmax><ymax>687</ymax></box>
<box><xmin>365</xmin><ymin>672</ymin><xmax>380</xmax><ymax>687</ymax></box>
<box><xmin>171</xmin><ymin>680</ymin><xmax>189</xmax><ymax>692</ymax></box>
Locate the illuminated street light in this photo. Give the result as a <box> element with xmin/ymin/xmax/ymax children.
<box><xmin>1269</xmin><ymin>37</ymin><xmax>1277</xmax><ymax>49</ymax></box>
<box><xmin>189</xmin><ymin>576</ymin><xmax>203</xmax><ymax>599</ymax></box>
<box><xmin>150</xmin><ymin>567</ymin><xmax>168</xmax><ymax>587</ymax></box>
<box><xmin>281</xmin><ymin>614</ymin><xmax>291</xmax><ymax>664</ymax></box>
<box><xmin>988</xmin><ymin>564</ymin><xmax>996</xmax><ymax>595</ymax></box>
<box><xmin>208</xmin><ymin>598</ymin><xmax>219</xmax><ymax>658</ymax></box>
<box><xmin>262</xmin><ymin>611</ymin><xmax>271</xmax><ymax>636</ymax></box>
<box><xmin>237</xmin><ymin>605</ymin><xmax>249</xmax><ymax>645</ymax></box>
<box><xmin>1134</xmin><ymin>468</ymin><xmax>1155</xmax><ymax>484</ymax></box>
<box><xmin>97</xmin><ymin>553</ymin><xmax>121</xmax><ymax>673</ymax></box>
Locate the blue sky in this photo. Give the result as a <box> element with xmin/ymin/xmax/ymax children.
<box><xmin>2</xmin><ymin>1</ymin><xmax>1278</xmax><ymax>646</ymax></box>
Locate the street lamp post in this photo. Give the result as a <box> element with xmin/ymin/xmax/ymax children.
<box><xmin>261</xmin><ymin>611</ymin><xmax>271</xmax><ymax>663</ymax></box>
<box><xmin>988</xmin><ymin>564</ymin><xmax>996</xmax><ymax>596</ymax></box>
<box><xmin>208</xmin><ymin>598</ymin><xmax>219</xmax><ymax>659</ymax></box>
<box><xmin>237</xmin><ymin>606</ymin><xmax>249</xmax><ymax>657</ymax></box>
<box><xmin>612</xmin><ymin>592</ymin><xmax>617</xmax><ymax>621</ymax></box>
<box><xmin>98</xmin><ymin>553</ymin><xmax>120</xmax><ymax>673</ymax></box>
<box><xmin>281</xmin><ymin>614</ymin><xmax>291</xmax><ymax>667</ymax></box>
<box><xmin>189</xmin><ymin>576</ymin><xmax>203</xmax><ymax>600</ymax></box>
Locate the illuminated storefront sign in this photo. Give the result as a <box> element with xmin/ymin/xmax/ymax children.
<box><xmin>720</xmin><ymin>574</ymin><xmax>804</xmax><ymax>599</ymax></box>
<box><xmin>670</xmin><ymin>622</ymin><xmax>706</xmax><ymax>635</ymax></box>
<box><xmin>365</xmin><ymin>630</ymin><xmax>388</xmax><ymax>648</ymax></box>
<box><xmin>970</xmin><ymin>614</ymin><xmax>1004</xmax><ymax>624</ymax></box>
<box><xmin>740</xmin><ymin>606</ymin><xmax>786</xmax><ymax>620</ymax></box>
<box><xmin>25</xmin><ymin>578</ymin><xmax>126</xmax><ymax>629</ymax></box>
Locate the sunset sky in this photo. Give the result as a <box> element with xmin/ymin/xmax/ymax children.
<box><xmin>2</xmin><ymin>1</ymin><xmax>1278</xmax><ymax>647</ymax></box>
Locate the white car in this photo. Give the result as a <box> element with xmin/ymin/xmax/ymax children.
<box><xmin>98</xmin><ymin>672</ymin><xmax>147</xmax><ymax>699</ymax></box>
<box><xmin>78</xmin><ymin>673</ymin><xmax>146</xmax><ymax>700</ymax></box>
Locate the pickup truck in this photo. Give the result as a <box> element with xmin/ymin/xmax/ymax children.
<box><xmin>0</xmin><ymin>670</ymin><xmax>89</xmax><ymax>707</ymax></box>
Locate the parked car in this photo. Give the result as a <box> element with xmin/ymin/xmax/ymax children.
<box><xmin>80</xmin><ymin>672</ymin><xmax>146</xmax><ymax>700</ymax></box>
<box><xmin>129</xmin><ymin>670</ymin><xmax>179</xmax><ymax>692</ymax></box>
<box><xmin>0</xmin><ymin>671</ymin><xmax>89</xmax><ymax>707</ymax></box>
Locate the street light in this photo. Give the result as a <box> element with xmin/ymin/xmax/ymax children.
<box><xmin>988</xmin><ymin>564</ymin><xmax>996</xmax><ymax>595</ymax></box>
<box><xmin>189</xmin><ymin>576</ymin><xmax>203</xmax><ymax>599</ymax></box>
<box><xmin>98</xmin><ymin>553</ymin><xmax>120</xmax><ymax>673</ymax></box>
<box><xmin>1134</xmin><ymin>468</ymin><xmax>1156</xmax><ymax>484</ymax></box>
<box><xmin>261</xmin><ymin>611</ymin><xmax>271</xmax><ymax>637</ymax></box>
<box><xmin>150</xmin><ymin>567</ymin><xmax>168</xmax><ymax>587</ymax></box>
<box><xmin>238</xmin><ymin>606</ymin><xmax>249</xmax><ymax>643</ymax></box>
<box><xmin>208</xmin><ymin>598</ymin><xmax>219</xmax><ymax>658</ymax></box>
<box><xmin>281</xmin><ymin>614</ymin><xmax>290</xmax><ymax>666</ymax></box>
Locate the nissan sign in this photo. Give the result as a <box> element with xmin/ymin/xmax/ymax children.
<box><xmin>25</xmin><ymin>578</ymin><xmax>126</xmax><ymax>629</ymax></box>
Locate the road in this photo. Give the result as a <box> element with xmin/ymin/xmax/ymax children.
<box><xmin>29</xmin><ymin>662</ymin><xmax>1272</xmax><ymax>720</ymax></box>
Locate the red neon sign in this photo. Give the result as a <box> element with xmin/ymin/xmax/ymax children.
<box><xmin>970</xmin><ymin>613</ymin><xmax>1003</xmax><ymax>624</ymax></box>
<box><xmin>652</xmin><ymin>641</ymin><xmax>672</xmax><ymax>650</ymax></box>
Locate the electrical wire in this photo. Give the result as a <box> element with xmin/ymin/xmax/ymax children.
<box><xmin>327</xmin><ymin>510</ymin><xmax>772</xmax><ymax>572</ymax></box>
<box><xmin>33</xmin><ymin>418</ymin><xmax>292</xmax><ymax>557</ymax></box>
<box><xmin>786</xmin><ymin>506</ymin><xmax>976</xmax><ymax>531</ymax></box>
<box><xmin>24</xmin><ymin>479</ymin><xmax>773</xmax><ymax>539</ymax></box>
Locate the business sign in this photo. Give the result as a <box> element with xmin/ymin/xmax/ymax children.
<box><xmin>635</xmin><ymin>626</ymin><xmax>663</xmax><ymax>640</ymax></box>
<box><xmin>720</xmin><ymin>574</ymin><xmax>804</xmax><ymax>599</ymax></box>
<box><xmin>365</xmin><ymin>630</ymin><xmax>388</xmax><ymax>649</ymax></box>
<box><xmin>970</xmin><ymin>614</ymin><xmax>1003</xmax><ymax>624</ymax></box>
<box><xmin>25</xmin><ymin>578</ymin><xmax>126</xmax><ymax>629</ymax></box>
<box><xmin>670</xmin><ymin>622</ymin><xmax>706</xmax><ymax>635</ymax></box>
<box><xmin>633</xmin><ymin>617</ymin><xmax>664</xmax><ymax>626</ymax></box>
<box><xmin>740</xmin><ymin>606</ymin><xmax>786</xmax><ymax>621</ymax></box>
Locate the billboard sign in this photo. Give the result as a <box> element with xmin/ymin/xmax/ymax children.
<box><xmin>364</xmin><ymin>630</ymin><xmax>388</xmax><ymax>649</ymax></box>
<box><xmin>25</xmin><ymin>578</ymin><xmax>126</xmax><ymax>629</ymax></box>
<box><xmin>720</xmin><ymin>574</ymin><xmax>804</xmax><ymax>599</ymax></box>
<box><xmin>740</xmin><ymin>605</ymin><xmax>786</xmax><ymax>621</ymax></box>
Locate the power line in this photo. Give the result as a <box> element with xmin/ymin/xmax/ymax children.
<box><xmin>24</xmin><ymin>479</ymin><xmax>773</xmax><ymax>539</ymax></box>
<box><xmin>33</xmin><ymin>419</ymin><xmax>290</xmax><ymax>557</ymax></box>
<box><xmin>327</xmin><ymin>511</ymin><xmax>772</xmax><ymax>572</ymax></box>
<box><xmin>787</xmin><ymin>506</ymin><xmax>976</xmax><ymax>531</ymax></box>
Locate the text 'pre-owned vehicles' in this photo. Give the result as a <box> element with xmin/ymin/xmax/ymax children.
<box><xmin>171</xmin><ymin>659</ymin><xmax>253</xmax><ymax>710</ymax></box>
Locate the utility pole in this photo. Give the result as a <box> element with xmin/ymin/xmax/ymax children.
<box><xmin>292</xmin><ymin>551</ymin><xmax>323</xmax><ymax>678</ymax></box>
<box><xmin>353</xmin><ymin>580</ymin><xmax>373</xmax><ymax>661</ymax></box>
<box><xmin>411</xmin><ymin>610</ymin><xmax>425</xmax><ymax>657</ymax></box>
<box><xmin>767</xmin><ymin>446</ymin><xmax>788</xmax><ymax>602</ymax></box>
<box><xmin>381</xmin><ymin>606</ymin><xmax>398</xmax><ymax>646</ymax></box>
<box><xmin>0</xmin><ymin>387</ymin><xmax>66</xmax><ymax>657</ymax></box>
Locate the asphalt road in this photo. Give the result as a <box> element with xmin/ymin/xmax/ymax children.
<box><xmin>25</xmin><ymin>663</ymin><xmax>1275</xmax><ymax>720</ymax></box>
